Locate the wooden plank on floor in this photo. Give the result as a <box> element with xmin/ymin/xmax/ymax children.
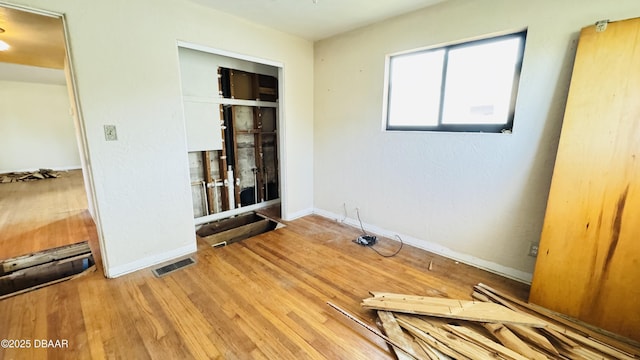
<box><xmin>0</xmin><ymin>241</ymin><xmax>91</xmax><ymax>275</ymax></box>
<box><xmin>505</xmin><ymin>324</ymin><xmax>559</xmax><ymax>356</ymax></box>
<box><xmin>396</xmin><ymin>315</ymin><xmax>490</xmax><ymax>359</ymax></box>
<box><xmin>476</xmin><ymin>283</ymin><xmax>639</xmax><ymax>358</ymax></box>
<box><xmin>377</xmin><ymin>311</ymin><xmax>431</xmax><ymax>360</ymax></box>
<box><xmin>362</xmin><ymin>293</ymin><xmax>547</xmax><ymax>327</ymax></box>
<box><xmin>481</xmin><ymin>323</ymin><xmax>547</xmax><ymax>360</ymax></box>
<box><xmin>444</xmin><ymin>323</ymin><xmax>529</xmax><ymax>360</ymax></box>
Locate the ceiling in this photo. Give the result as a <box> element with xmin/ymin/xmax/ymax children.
<box><xmin>0</xmin><ymin>6</ymin><xmax>65</xmax><ymax>69</ymax></box>
<box><xmin>0</xmin><ymin>1</ymin><xmax>446</xmax><ymax>84</ymax></box>
<box><xmin>192</xmin><ymin>0</ymin><xmax>447</xmax><ymax>41</ymax></box>
<box><xmin>0</xmin><ymin>6</ymin><xmax>66</xmax><ymax>84</ymax></box>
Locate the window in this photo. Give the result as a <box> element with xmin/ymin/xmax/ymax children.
<box><xmin>385</xmin><ymin>31</ymin><xmax>526</xmax><ymax>133</ymax></box>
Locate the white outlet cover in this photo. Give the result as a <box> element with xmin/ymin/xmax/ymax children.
<box><xmin>104</xmin><ymin>125</ymin><xmax>118</xmax><ymax>141</ymax></box>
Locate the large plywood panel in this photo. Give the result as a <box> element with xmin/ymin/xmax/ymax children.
<box><xmin>529</xmin><ymin>18</ymin><xmax>640</xmax><ymax>341</ymax></box>
<box><xmin>178</xmin><ymin>47</ymin><xmax>219</xmax><ymax>98</ymax></box>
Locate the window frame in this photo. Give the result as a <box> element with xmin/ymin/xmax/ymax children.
<box><xmin>384</xmin><ymin>30</ymin><xmax>527</xmax><ymax>133</ymax></box>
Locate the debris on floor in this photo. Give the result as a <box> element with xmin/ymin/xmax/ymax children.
<box><xmin>0</xmin><ymin>241</ymin><xmax>95</xmax><ymax>299</ymax></box>
<box><xmin>197</xmin><ymin>212</ymin><xmax>282</xmax><ymax>248</ymax></box>
<box><xmin>356</xmin><ymin>283</ymin><xmax>640</xmax><ymax>360</ymax></box>
<box><xmin>0</xmin><ymin>169</ymin><xmax>60</xmax><ymax>183</ymax></box>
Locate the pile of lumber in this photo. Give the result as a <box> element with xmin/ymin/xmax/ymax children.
<box><xmin>359</xmin><ymin>283</ymin><xmax>640</xmax><ymax>360</ymax></box>
<box><xmin>0</xmin><ymin>169</ymin><xmax>60</xmax><ymax>183</ymax></box>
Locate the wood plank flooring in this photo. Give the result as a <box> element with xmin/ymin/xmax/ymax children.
<box><xmin>0</xmin><ymin>170</ymin><xmax>93</xmax><ymax>259</ymax></box>
<box><xmin>0</xmin><ymin>208</ymin><xmax>530</xmax><ymax>359</ymax></box>
<box><xmin>0</xmin><ymin>174</ymin><xmax>530</xmax><ymax>358</ymax></box>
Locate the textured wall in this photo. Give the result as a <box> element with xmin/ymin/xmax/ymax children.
<box><xmin>4</xmin><ymin>0</ymin><xmax>314</xmax><ymax>277</ymax></box>
<box><xmin>0</xmin><ymin>80</ymin><xmax>80</xmax><ymax>173</ymax></box>
<box><xmin>313</xmin><ymin>0</ymin><xmax>640</xmax><ymax>282</ymax></box>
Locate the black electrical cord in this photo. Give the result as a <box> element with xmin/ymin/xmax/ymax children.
<box><xmin>356</xmin><ymin>208</ymin><xmax>367</xmax><ymax>234</ymax></box>
<box><xmin>369</xmin><ymin>234</ymin><xmax>404</xmax><ymax>258</ymax></box>
<box><xmin>355</xmin><ymin>208</ymin><xmax>403</xmax><ymax>258</ymax></box>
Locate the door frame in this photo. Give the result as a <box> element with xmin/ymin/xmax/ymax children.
<box><xmin>176</xmin><ymin>40</ymin><xmax>287</xmax><ymax>225</ymax></box>
<box><xmin>0</xmin><ymin>1</ymin><xmax>107</xmax><ymax>276</ymax></box>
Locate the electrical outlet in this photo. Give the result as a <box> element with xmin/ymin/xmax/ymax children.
<box><xmin>104</xmin><ymin>125</ymin><xmax>118</xmax><ymax>141</ymax></box>
<box><xmin>528</xmin><ymin>243</ymin><xmax>539</xmax><ymax>257</ymax></box>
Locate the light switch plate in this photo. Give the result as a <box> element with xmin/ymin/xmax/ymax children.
<box><xmin>104</xmin><ymin>125</ymin><xmax>118</xmax><ymax>141</ymax></box>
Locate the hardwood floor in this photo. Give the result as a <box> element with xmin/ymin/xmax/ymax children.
<box><xmin>0</xmin><ymin>200</ymin><xmax>530</xmax><ymax>359</ymax></box>
<box><xmin>0</xmin><ymin>170</ymin><xmax>94</xmax><ymax>259</ymax></box>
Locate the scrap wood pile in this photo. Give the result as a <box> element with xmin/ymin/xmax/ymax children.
<box><xmin>358</xmin><ymin>283</ymin><xmax>640</xmax><ymax>360</ymax></box>
<box><xmin>0</xmin><ymin>169</ymin><xmax>60</xmax><ymax>183</ymax></box>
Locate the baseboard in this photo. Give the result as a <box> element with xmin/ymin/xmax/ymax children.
<box><xmin>53</xmin><ymin>166</ymin><xmax>83</xmax><ymax>172</ymax></box>
<box><xmin>105</xmin><ymin>243</ymin><xmax>197</xmax><ymax>278</ymax></box>
<box><xmin>284</xmin><ymin>207</ymin><xmax>314</xmax><ymax>221</ymax></box>
<box><xmin>313</xmin><ymin>208</ymin><xmax>533</xmax><ymax>284</ymax></box>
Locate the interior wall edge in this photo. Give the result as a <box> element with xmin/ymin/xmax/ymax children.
<box><xmin>104</xmin><ymin>243</ymin><xmax>196</xmax><ymax>279</ymax></box>
<box><xmin>313</xmin><ymin>208</ymin><xmax>534</xmax><ymax>285</ymax></box>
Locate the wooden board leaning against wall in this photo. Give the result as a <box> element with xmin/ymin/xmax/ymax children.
<box><xmin>529</xmin><ymin>17</ymin><xmax>640</xmax><ymax>343</ymax></box>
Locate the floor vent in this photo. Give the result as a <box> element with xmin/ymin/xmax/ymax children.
<box><xmin>152</xmin><ymin>257</ymin><xmax>195</xmax><ymax>278</ymax></box>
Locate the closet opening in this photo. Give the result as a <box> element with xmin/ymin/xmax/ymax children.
<box><xmin>178</xmin><ymin>44</ymin><xmax>283</xmax><ymax>243</ymax></box>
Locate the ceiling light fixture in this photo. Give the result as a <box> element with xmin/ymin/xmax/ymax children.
<box><xmin>0</xmin><ymin>27</ymin><xmax>8</xmax><ymax>51</ymax></box>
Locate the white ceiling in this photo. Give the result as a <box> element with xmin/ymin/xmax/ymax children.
<box><xmin>191</xmin><ymin>0</ymin><xmax>447</xmax><ymax>41</ymax></box>
<box><xmin>0</xmin><ymin>0</ymin><xmax>447</xmax><ymax>84</ymax></box>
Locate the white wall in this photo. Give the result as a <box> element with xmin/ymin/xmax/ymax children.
<box><xmin>3</xmin><ymin>0</ymin><xmax>314</xmax><ymax>277</ymax></box>
<box><xmin>0</xmin><ymin>80</ymin><xmax>80</xmax><ymax>173</ymax></box>
<box><xmin>313</xmin><ymin>0</ymin><xmax>640</xmax><ymax>282</ymax></box>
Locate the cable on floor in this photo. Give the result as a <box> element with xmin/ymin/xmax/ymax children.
<box><xmin>355</xmin><ymin>208</ymin><xmax>403</xmax><ymax>258</ymax></box>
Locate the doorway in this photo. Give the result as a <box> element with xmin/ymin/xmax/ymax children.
<box><xmin>0</xmin><ymin>4</ymin><xmax>98</xmax><ymax>265</ymax></box>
